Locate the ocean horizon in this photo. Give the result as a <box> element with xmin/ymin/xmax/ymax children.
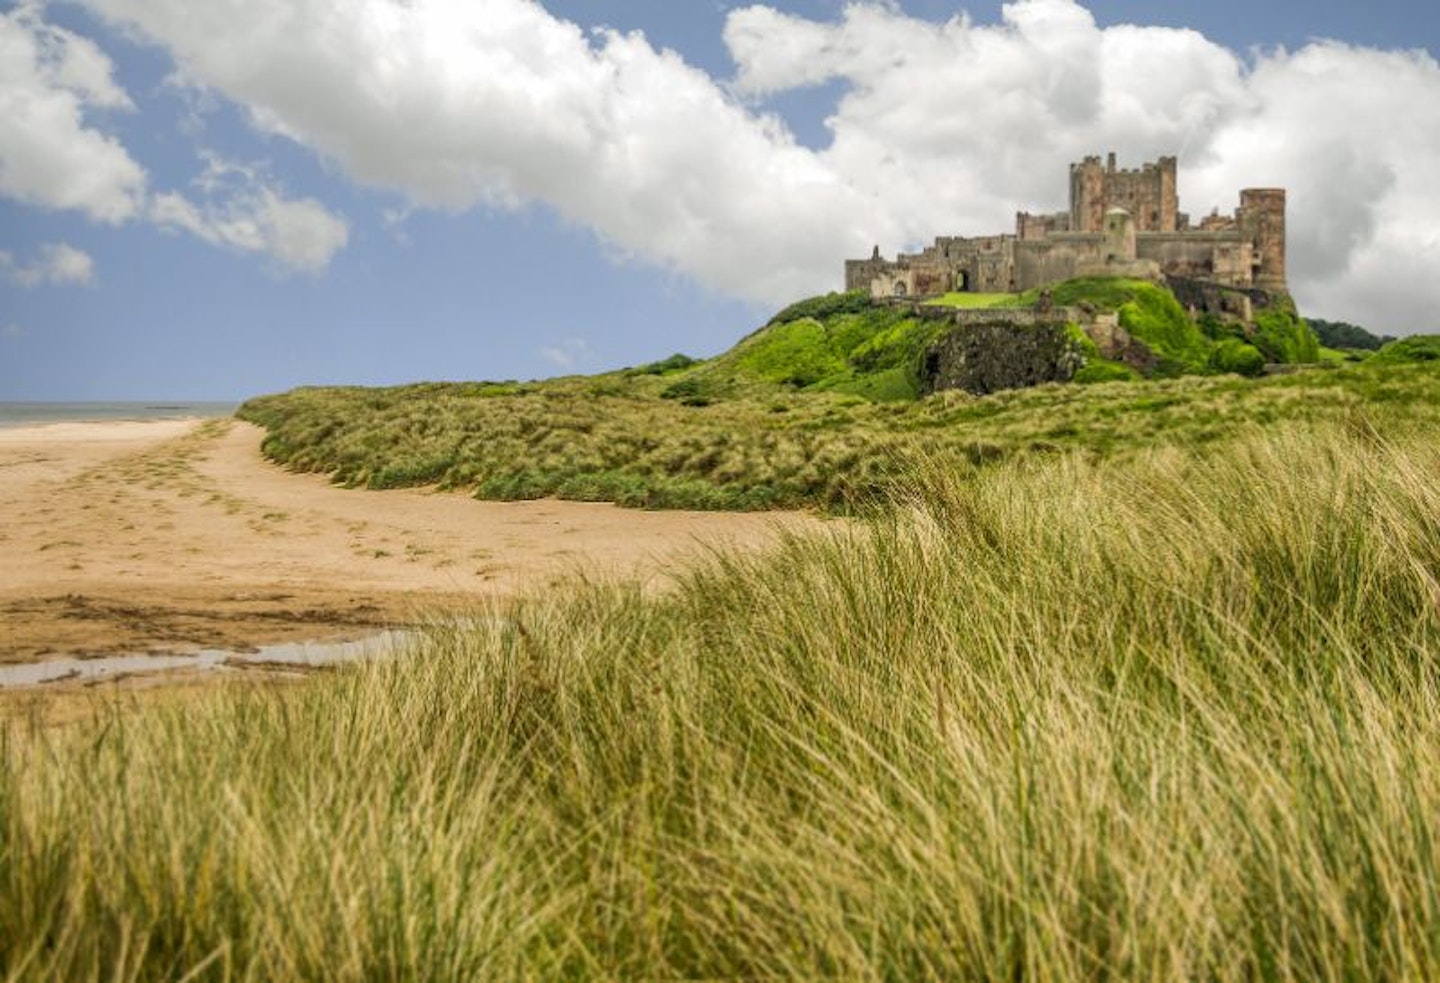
<box><xmin>0</xmin><ymin>401</ymin><xmax>239</xmax><ymax>429</ymax></box>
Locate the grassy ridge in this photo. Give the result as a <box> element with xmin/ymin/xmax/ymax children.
<box><xmin>238</xmin><ymin>360</ymin><xmax>1440</xmax><ymax>511</ymax></box>
<box><xmin>7</xmin><ymin>421</ymin><xmax>1440</xmax><ymax>979</ymax></box>
<box><xmin>655</xmin><ymin>278</ymin><xmax>1316</xmax><ymax>406</ymax></box>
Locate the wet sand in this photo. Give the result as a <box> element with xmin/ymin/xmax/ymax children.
<box><xmin>0</xmin><ymin>417</ymin><xmax>821</xmax><ymax>666</ymax></box>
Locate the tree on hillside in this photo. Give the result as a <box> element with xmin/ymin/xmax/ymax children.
<box><xmin>1308</xmin><ymin>318</ymin><xmax>1394</xmax><ymax>351</ymax></box>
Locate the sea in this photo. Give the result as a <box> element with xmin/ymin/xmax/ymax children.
<box><xmin>0</xmin><ymin>401</ymin><xmax>239</xmax><ymax>429</ymax></box>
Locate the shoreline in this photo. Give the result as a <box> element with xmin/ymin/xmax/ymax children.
<box><xmin>0</xmin><ymin>402</ymin><xmax>239</xmax><ymax>430</ymax></box>
<box><xmin>0</xmin><ymin>416</ymin><xmax>824</xmax><ymax>668</ymax></box>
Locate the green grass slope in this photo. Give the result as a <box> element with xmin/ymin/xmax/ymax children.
<box><xmin>238</xmin><ymin>357</ymin><xmax>1440</xmax><ymax>512</ymax></box>
<box><xmin>233</xmin><ymin>277</ymin><xmax>1360</xmax><ymax>512</ymax></box>
<box><xmin>666</xmin><ymin>278</ymin><xmax>1318</xmax><ymax>403</ymax></box>
<box><xmin>670</xmin><ymin>291</ymin><xmax>945</xmax><ymax>404</ymax></box>
<box><xmin>1371</xmin><ymin>334</ymin><xmax>1440</xmax><ymax>364</ymax></box>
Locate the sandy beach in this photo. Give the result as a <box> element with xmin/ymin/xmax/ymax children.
<box><xmin>0</xmin><ymin>416</ymin><xmax>820</xmax><ymax>666</ymax></box>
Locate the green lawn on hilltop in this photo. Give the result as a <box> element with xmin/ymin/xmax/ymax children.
<box><xmin>924</xmin><ymin>291</ymin><xmax>1027</xmax><ymax>308</ymax></box>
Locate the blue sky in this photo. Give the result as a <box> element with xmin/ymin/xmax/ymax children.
<box><xmin>2</xmin><ymin>0</ymin><xmax>1438</xmax><ymax>400</ymax></box>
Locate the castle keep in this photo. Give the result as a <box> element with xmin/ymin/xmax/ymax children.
<box><xmin>846</xmin><ymin>153</ymin><xmax>1287</xmax><ymax>299</ymax></box>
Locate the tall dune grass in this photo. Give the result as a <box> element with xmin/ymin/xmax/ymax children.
<box><xmin>237</xmin><ymin>360</ymin><xmax>1440</xmax><ymax>511</ymax></box>
<box><xmin>5</xmin><ymin>421</ymin><xmax>1440</xmax><ymax>980</ymax></box>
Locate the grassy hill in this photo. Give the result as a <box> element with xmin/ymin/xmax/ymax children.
<box><xmin>236</xmin><ymin>278</ymin><xmax>1439</xmax><ymax>512</ymax></box>
<box><xmin>632</xmin><ymin>276</ymin><xmax>1317</xmax><ymax>405</ymax></box>
<box><xmin>14</xmin><ymin>284</ymin><xmax>1440</xmax><ymax>980</ymax></box>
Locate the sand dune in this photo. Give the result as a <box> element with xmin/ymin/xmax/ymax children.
<box><xmin>0</xmin><ymin>417</ymin><xmax>820</xmax><ymax>664</ymax></box>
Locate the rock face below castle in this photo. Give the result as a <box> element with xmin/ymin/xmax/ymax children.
<box><xmin>846</xmin><ymin>153</ymin><xmax>1286</xmax><ymax>299</ymax></box>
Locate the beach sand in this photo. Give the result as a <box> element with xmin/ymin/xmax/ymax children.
<box><xmin>0</xmin><ymin>417</ymin><xmax>822</xmax><ymax>666</ymax></box>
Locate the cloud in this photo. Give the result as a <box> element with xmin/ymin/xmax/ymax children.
<box><xmin>0</xmin><ymin>5</ymin><xmax>346</xmax><ymax>274</ymax></box>
<box><xmin>149</xmin><ymin>155</ymin><xmax>348</xmax><ymax>274</ymax></box>
<box><xmin>538</xmin><ymin>338</ymin><xmax>591</xmax><ymax>371</ymax></box>
<box><xmin>1</xmin><ymin>322</ymin><xmax>23</xmax><ymax>340</ymax></box>
<box><xmin>381</xmin><ymin>207</ymin><xmax>413</xmax><ymax>248</ymax></box>
<box><xmin>0</xmin><ymin>241</ymin><xmax>96</xmax><ymax>287</ymax></box>
<box><xmin>0</xmin><ymin>1</ymin><xmax>146</xmax><ymax>222</ymax></box>
<box><xmin>726</xmin><ymin>0</ymin><xmax>1440</xmax><ymax>331</ymax></box>
<box><xmin>69</xmin><ymin>0</ymin><xmax>1440</xmax><ymax>331</ymax></box>
<box><xmin>77</xmin><ymin>0</ymin><xmax>888</xmax><ymax>306</ymax></box>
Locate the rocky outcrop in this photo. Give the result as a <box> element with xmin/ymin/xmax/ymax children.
<box><xmin>1083</xmin><ymin>314</ymin><xmax>1159</xmax><ymax>374</ymax></box>
<box><xmin>922</xmin><ymin>320</ymin><xmax>1084</xmax><ymax>396</ymax></box>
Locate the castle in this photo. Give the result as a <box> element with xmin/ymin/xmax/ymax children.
<box><xmin>845</xmin><ymin>153</ymin><xmax>1287</xmax><ymax>300</ymax></box>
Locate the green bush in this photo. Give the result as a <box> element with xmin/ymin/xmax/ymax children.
<box><xmin>1117</xmin><ymin>290</ymin><xmax>1210</xmax><ymax>372</ymax></box>
<box><xmin>1209</xmin><ymin>339</ymin><xmax>1266</xmax><ymax>377</ymax></box>
<box><xmin>658</xmin><ymin>376</ymin><xmax>714</xmax><ymax>406</ymax></box>
<box><xmin>1252</xmin><ymin>298</ymin><xmax>1320</xmax><ymax>364</ymax></box>
<box><xmin>628</xmin><ymin>353</ymin><xmax>699</xmax><ymax>376</ymax></box>
<box><xmin>1309</xmin><ymin>318</ymin><xmax>1393</xmax><ymax>351</ymax></box>
<box><xmin>1370</xmin><ymin>335</ymin><xmax>1440</xmax><ymax>364</ymax></box>
<box><xmin>767</xmin><ymin>290</ymin><xmax>874</xmax><ymax>326</ymax></box>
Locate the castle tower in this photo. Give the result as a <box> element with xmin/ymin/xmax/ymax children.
<box><xmin>1155</xmin><ymin>156</ymin><xmax>1179</xmax><ymax>232</ymax></box>
<box><xmin>1238</xmin><ymin>189</ymin><xmax>1287</xmax><ymax>291</ymax></box>
<box><xmin>1103</xmin><ymin>207</ymin><xmax>1137</xmax><ymax>262</ymax></box>
<box><xmin>1070</xmin><ymin>156</ymin><xmax>1106</xmax><ymax>233</ymax></box>
<box><xmin>1069</xmin><ymin>153</ymin><xmax>1179</xmax><ymax>233</ymax></box>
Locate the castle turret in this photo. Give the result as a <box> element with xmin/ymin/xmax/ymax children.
<box><xmin>1238</xmin><ymin>189</ymin><xmax>1287</xmax><ymax>291</ymax></box>
<box><xmin>1070</xmin><ymin>156</ymin><xmax>1106</xmax><ymax>233</ymax></box>
<box><xmin>1103</xmin><ymin>207</ymin><xmax>1137</xmax><ymax>262</ymax></box>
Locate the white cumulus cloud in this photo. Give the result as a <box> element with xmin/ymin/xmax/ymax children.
<box><xmin>149</xmin><ymin>155</ymin><xmax>348</xmax><ymax>275</ymax></box>
<box><xmin>66</xmin><ymin>0</ymin><xmax>1440</xmax><ymax>331</ymax></box>
<box><xmin>726</xmin><ymin>0</ymin><xmax>1440</xmax><ymax>332</ymax></box>
<box><xmin>0</xmin><ymin>5</ymin><xmax>348</xmax><ymax>274</ymax></box>
<box><xmin>0</xmin><ymin>1</ymin><xmax>146</xmax><ymax>223</ymax></box>
<box><xmin>77</xmin><ymin>0</ymin><xmax>889</xmax><ymax>306</ymax></box>
<box><xmin>0</xmin><ymin>241</ymin><xmax>96</xmax><ymax>286</ymax></box>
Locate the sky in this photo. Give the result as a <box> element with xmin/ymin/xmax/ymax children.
<box><xmin>2</xmin><ymin>0</ymin><xmax>1438</xmax><ymax>400</ymax></box>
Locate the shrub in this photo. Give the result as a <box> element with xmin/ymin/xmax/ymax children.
<box><xmin>1117</xmin><ymin>290</ymin><xmax>1210</xmax><ymax>371</ymax></box>
<box><xmin>1252</xmin><ymin>298</ymin><xmax>1320</xmax><ymax>364</ymax></box>
<box><xmin>1370</xmin><ymin>335</ymin><xmax>1440</xmax><ymax>364</ymax></box>
<box><xmin>1309</xmin><ymin>318</ymin><xmax>1393</xmax><ymax>351</ymax></box>
<box><xmin>1209</xmin><ymin>339</ymin><xmax>1266</xmax><ymax>377</ymax></box>
<box><xmin>629</xmin><ymin>353</ymin><xmax>699</xmax><ymax>376</ymax></box>
<box><xmin>767</xmin><ymin>290</ymin><xmax>874</xmax><ymax>326</ymax></box>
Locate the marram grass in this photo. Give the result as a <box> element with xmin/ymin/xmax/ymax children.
<box><xmin>5</xmin><ymin>421</ymin><xmax>1440</xmax><ymax>980</ymax></box>
<box><xmin>238</xmin><ymin>359</ymin><xmax>1440</xmax><ymax>512</ymax></box>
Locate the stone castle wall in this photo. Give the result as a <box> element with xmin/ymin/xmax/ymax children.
<box><xmin>847</xmin><ymin>153</ymin><xmax>1287</xmax><ymax>300</ymax></box>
